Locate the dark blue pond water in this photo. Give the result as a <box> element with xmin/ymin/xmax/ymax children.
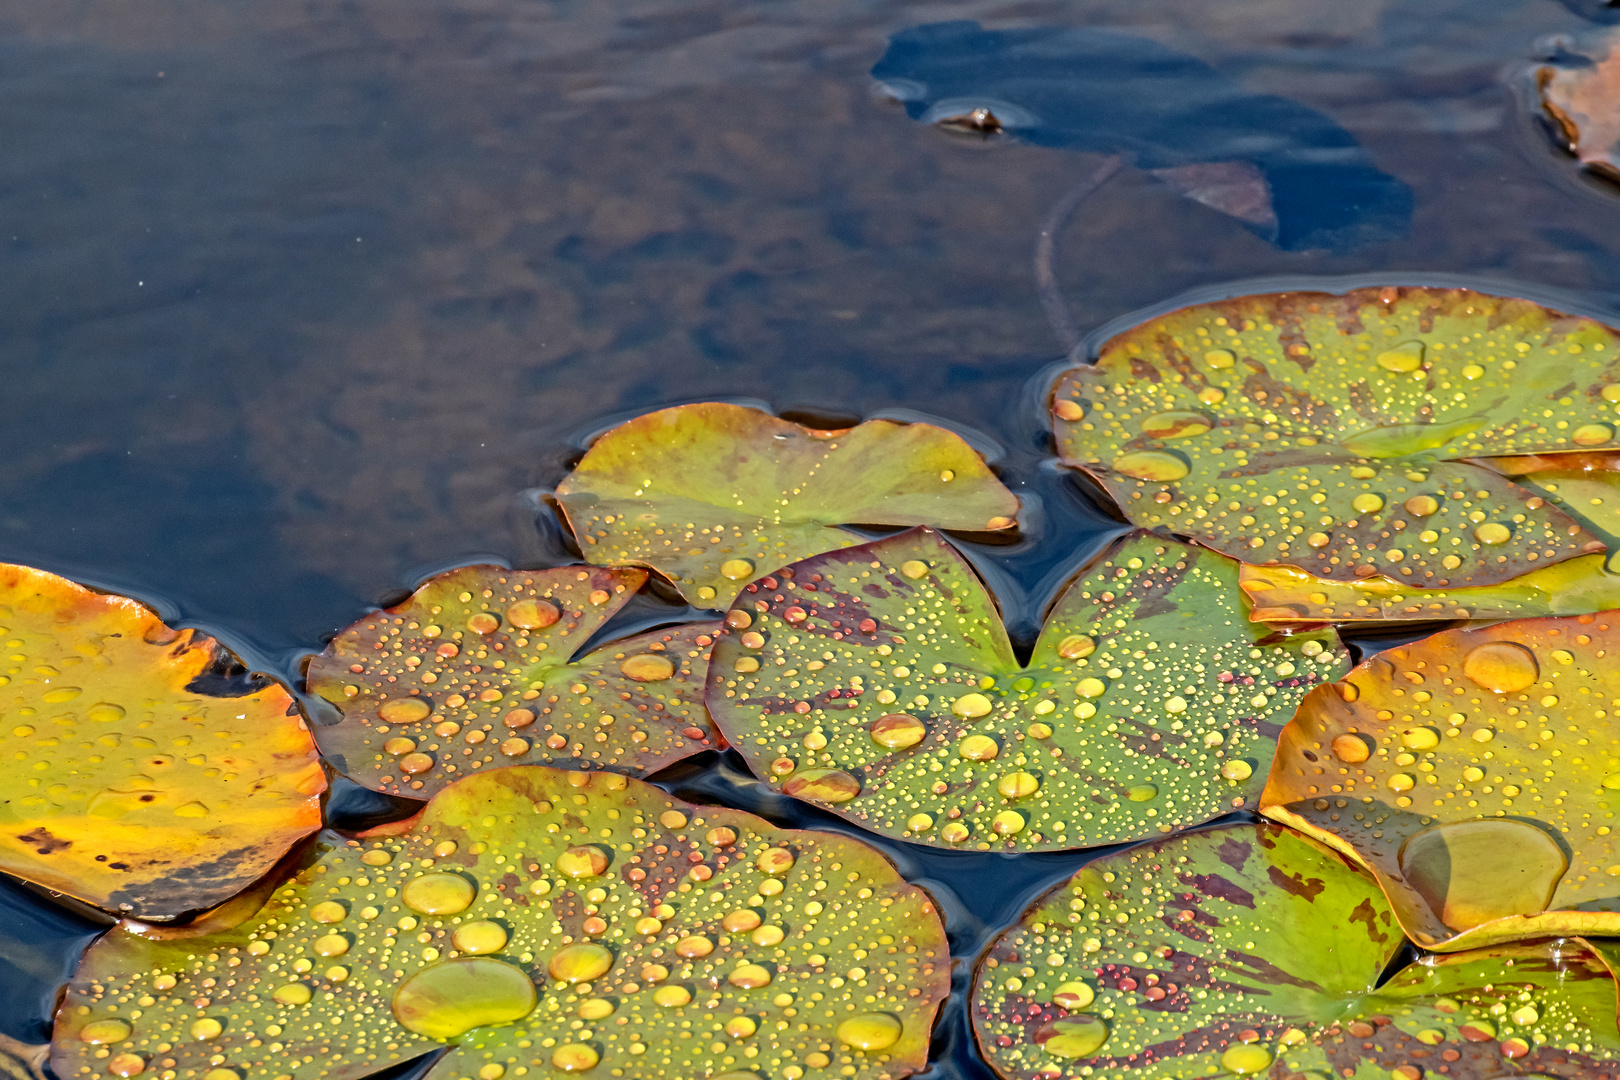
<box><xmin>4</xmin><ymin>0</ymin><xmax>1620</xmax><ymax>1062</ymax></box>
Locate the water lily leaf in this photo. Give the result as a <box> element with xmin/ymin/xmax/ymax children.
<box><xmin>1241</xmin><ymin>451</ymin><xmax>1620</xmax><ymax>623</ymax></box>
<box><xmin>0</xmin><ymin>562</ymin><xmax>324</xmax><ymax>918</ymax></box>
<box><xmin>704</xmin><ymin>527</ymin><xmax>1347</xmax><ymax>852</ymax></box>
<box><xmin>1051</xmin><ymin>286</ymin><xmax>1620</xmax><ymax>590</ymax></box>
<box><xmin>1261</xmin><ymin>613</ymin><xmax>1620</xmax><ymax>950</ymax></box>
<box><xmin>971</xmin><ymin>821</ymin><xmax>1620</xmax><ymax>1080</ymax></box>
<box><xmin>1239</xmin><ymin>553</ymin><xmax>1620</xmax><ymax>623</ymax></box>
<box><xmin>307</xmin><ymin>565</ymin><xmax>721</xmax><ymax>798</ymax></box>
<box><xmin>554</xmin><ymin>403</ymin><xmax>1019</xmax><ymax>607</ymax></box>
<box><xmin>51</xmin><ymin>766</ymin><xmax>950</xmax><ymax>1080</ymax></box>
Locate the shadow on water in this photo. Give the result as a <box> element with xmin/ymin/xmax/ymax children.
<box><xmin>6</xmin><ymin>0</ymin><xmax>1620</xmax><ymax>1059</ymax></box>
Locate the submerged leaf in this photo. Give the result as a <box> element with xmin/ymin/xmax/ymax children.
<box><xmin>705</xmin><ymin>528</ymin><xmax>1346</xmax><ymax>851</ymax></box>
<box><xmin>554</xmin><ymin>403</ymin><xmax>1018</xmax><ymax>607</ymax></box>
<box><xmin>307</xmin><ymin>565</ymin><xmax>720</xmax><ymax>798</ymax></box>
<box><xmin>1538</xmin><ymin>29</ymin><xmax>1620</xmax><ymax>183</ymax></box>
<box><xmin>1262</xmin><ymin>613</ymin><xmax>1620</xmax><ymax>950</ymax></box>
<box><xmin>0</xmin><ymin>563</ymin><xmax>324</xmax><ymax>918</ymax></box>
<box><xmin>52</xmin><ymin>766</ymin><xmax>950</xmax><ymax>1080</ymax></box>
<box><xmin>1052</xmin><ymin>287</ymin><xmax>1619</xmax><ymax>589</ymax></box>
<box><xmin>971</xmin><ymin>822</ymin><xmax>1620</xmax><ymax>1080</ymax></box>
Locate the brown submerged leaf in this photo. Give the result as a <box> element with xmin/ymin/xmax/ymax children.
<box><xmin>0</xmin><ymin>562</ymin><xmax>324</xmax><ymax>918</ymax></box>
<box><xmin>1538</xmin><ymin>30</ymin><xmax>1620</xmax><ymax>182</ymax></box>
<box><xmin>307</xmin><ymin>565</ymin><xmax>720</xmax><ymax>798</ymax></box>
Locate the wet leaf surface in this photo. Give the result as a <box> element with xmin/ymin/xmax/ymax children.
<box><xmin>705</xmin><ymin>528</ymin><xmax>1346</xmax><ymax>852</ymax></box>
<box><xmin>971</xmin><ymin>822</ymin><xmax>1620</xmax><ymax>1080</ymax></box>
<box><xmin>51</xmin><ymin>765</ymin><xmax>950</xmax><ymax>1080</ymax></box>
<box><xmin>0</xmin><ymin>563</ymin><xmax>324</xmax><ymax>919</ymax></box>
<box><xmin>1052</xmin><ymin>286</ymin><xmax>1620</xmax><ymax>590</ymax></box>
<box><xmin>554</xmin><ymin>403</ymin><xmax>1018</xmax><ymax>608</ymax></box>
<box><xmin>1242</xmin><ymin>451</ymin><xmax>1620</xmax><ymax>622</ymax></box>
<box><xmin>307</xmin><ymin>565</ymin><xmax>720</xmax><ymax>799</ymax></box>
<box><xmin>1538</xmin><ymin>30</ymin><xmax>1620</xmax><ymax>183</ymax></box>
<box><xmin>1262</xmin><ymin>613</ymin><xmax>1620</xmax><ymax>950</ymax></box>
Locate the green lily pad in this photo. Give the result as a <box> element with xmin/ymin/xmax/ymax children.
<box><xmin>1241</xmin><ymin>450</ymin><xmax>1620</xmax><ymax>623</ymax></box>
<box><xmin>704</xmin><ymin>527</ymin><xmax>1347</xmax><ymax>852</ymax></box>
<box><xmin>971</xmin><ymin>821</ymin><xmax>1620</xmax><ymax>1080</ymax></box>
<box><xmin>0</xmin><ymin>561</ymin><xmax>325</xmax><ymax>919</ymax></box>
<box><xmin>554</xmin><ymin>403</ymin><xmax>1019</xmax><ymax>608</ymax></box>
<box><xmin>51</xmin><ymin>765</ymin><xmax>951</xmax><ymax>1080</ymax></box>
<box><xmin>1051</xmin><ymin>286</ymin><xmax>1620</xmax><ymax>590</ymax></box>
<box><xmin>306</xmin><ymin>565</ymin><xmax>721</xmax><ymax>799</ymax></box>
<box><xmin>1261</xmin><ymin>613</ymin><xmax>1620</xmax><ymax>950</ymax></box>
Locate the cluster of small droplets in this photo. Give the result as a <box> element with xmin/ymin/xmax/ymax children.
<box><xmin>53</xmin><ymin>768</ymin><xmax>949</xmax><ymax>1080</ymax></box>
<box><xmin>1052</xmin><ymin>288</ymin><xmax>1620</xmax><ymax>589</ymax></box>
<box><xmin>308</xmin><ymin>566</ymin><xmax>718</xmax><ymax>795</ymax></box>
<box><xmin>970</xmin><ymin>824</ymin><xmax>1620</xmax><ymax>1080</ymax></box>
<box><xmin>1267</xmin><ymin>613</ymin><xmax>1620</xmax><ymax>945</ymax></box>
<box><xmin>707</xmin><ymin>530</ymin><xmax>1345</xmax><ymax>851</ymax></box>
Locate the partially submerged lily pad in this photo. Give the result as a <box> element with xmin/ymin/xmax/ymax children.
<box><xmin>705</xmin><ymin>528</ymin><xmax>1346</xmax><ymax>851</ymax></box>
<box><xmin>1538</xmin><ymin>29</ymin><xmax>1620</xmax><ymax>183</ymax></box>
<box><xmin>0</xmin><ymin>562</ymin><xmax>325</xmax><ymax>918</ymax></box>
<box><xmin>554</xmin><ymin>403</ymin><xmax>1018</xmax><ymax>607</ymax></box>
<box><xmin>307</xmin><ymin>565</ymin><xmax>720</xmax><ymax>798</ymax></box>
<box><xmin>1242</xmin><ymin>450</ymin><xmax>1620</xmax><ymax>622</ymax></box>
<box><xmin>52</xmin><ymin>765</ymin><xmax>950</xmax><ymax>1080</ymax></box>
<box><xmin>1051</xmin><ymin>286</ymin><xmax>1619</xmax><ymax>589</ymax></box>
<box><xmin>1262</xmin><ymin>613</ymin><xmax>1620</xmax><ymax>950</ymax></box>
<box><xmin>971</xmin><ymin>822</ymin><xmax>1620</xmax><ymax>1080</ymax></box>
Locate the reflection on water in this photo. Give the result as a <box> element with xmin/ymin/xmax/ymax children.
<box><xmin>5</xmin><ymin>0</ymin><xmax>1620</xmax><ymax>1056</ymax></box>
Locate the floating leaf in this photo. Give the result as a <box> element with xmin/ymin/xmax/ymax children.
<box><xmin>971</xmin><ymin>821</ymin><xmax>1620</xmax><ymax>1080</ymax></box>
<box><xmin>704</xmin><ymin>528</ymin><xmax>1346</xmax><ymax>851</ymax></box>
<box><xmin>1538</xmin><ymin>29</ymin><xmax>1620</xmax><ymax>183</ymax></box>
<box><xmin>554</xmin><ymin>403</ymin><xmax>1018</xmax><ymax>607</ymax></box>
<box><xmin>1262</xmin><ymin>613</ymin><xmax>1620</xmax><ymax>950</ymax></box>
<box><xmin>307</xmin><ymin>565</ymin><xmax>721</xmax><ymax>798</ymax></box>
<box><xmin>0</xmin><ymin>562</ymin><xmax>324</xmax><ymax>918</ymax></box>
<box><xmin>1241</xmin><ymin>451</ymin><xmax>1620</xmax><ymax>622</ymax></box>
<box><xmin>1051</xmin><ymin>286</ymin><xmax>1620</xmax><ymax>590</ymax></box>
<box><xmin>1240</xmin><ymin>552</ymin><xmax>1620</xmax><ymax>623</ymax></box>
<box><xmin>51</xmin><ymin>765</ymin><xmax>951</xmax><ymax>1080</ymax></box>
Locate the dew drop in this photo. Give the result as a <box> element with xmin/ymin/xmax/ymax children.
<box><xmin>467</xmin><ymin>612</ymin><xmax>501</xmax><ymax>635</ymax></box>
<box><xmin>506</xmin><ymin>599</ymin><xmax>561</xmax><ymax>630</ymax></box>
<box><xmin>1331</xmin><ymin>734</ymin><xmax>1371</xmax><ymax>763</ymax></box>
<box><xmin>1462</xmin><ymin>641</ymin><xmax>1538</xmax><ymax>693</ymax></box>
<box><xmin>452</xmin><ymin>920</ymin><xmax>509</xmax><ymax>955</ymax></box>
<box><xmin>1125</xmin><ymin>784</ymin><xmax>1158</xmax><ymax>802</ymax></box>
<box><xmin>1038</xmin><ymin>1016</ymin><xmax>1108</xmax><ymax>1059</ymax></box>
<box><xmin>379</xmin><ymin>698</ymin><xmax>432</xmax><ymax>724</ymax></box>
<box><xmin>1474</xmin><ymin>522</ymin><xmax>1511</xmax><ymax>545</ymax></box>
<box><xmin>1111</xmin><ymin>451</ymin><xmax>1189</xmax><ymax>482</ymax></box>
<box><xmin>951</xmin><ymin>693</ymin><xmax>993</xmax><ymax>718</ymax></box>
<box><xmin>1574</xmin><ymin>423</ymin><xmax>1614</xmax><ymax>446</ymax></box>
<box><xmin>557</xmin><ymin>846</ymin><xmax>610</xmax><ymax>878</ymax></box>
<box><xmin>1140</xmin><ymin>411</ymin><xmax>1213</xmax><ymax>439</ymax></box>
<box><xmin>720</xmin><ymin>559</ymin><xmax>756</xmax><ymax>581</ymax></box>
<box><xmin>549</xmin><ymin>943</ymin><xmax>615</xmax><ymax>983</ymax></box>
<box><xmin>957</xmin><ymin>734</ymin><xmax>999</xmax><ymax>761</ymax></box>
<box><xmin>1204</xmin><ymin>349</ymin><xmax>1236</xmax><ymax>368</ymax></box>
<box><xmin>996</xmin><ymin>772</ymin><xmax>1039</xmax><ymax>798</ymax></box>
<box><xmin>870</xmin><ymin>714</ymin><xmax>926</xmax><ymax>749</ymax></box>
<box><xmin>900</xmin><ymin>560</ymin><xmax>929</xmax><ymax>580</ymax></box>
<box><xmin>1219</xmin><ymin>1043</ymin><xmax>1273</xmax><ymax>1075</ymax></box>
<box><xmin>837</xmin><ymin>1013</ymin><xmax>903</xmax><ymax>1051</ymax></box>
<box><xmin>1220</xmin><ymin>760</ymin><xmax>1252</xmax><ymax>781</ymax></box>
<box><xmin>87</xmin><ymin>703</ymin><xmax>125</xmax><ymax>723</ymax></box>
<box><xmin>1051</xmin><ymin>982</ymin><xmax>1094</xmax><ymax>1010</ymax></box>
<box><xmin>1057</xmin><ymin>635</ymin><xmax>1096</xmax><ymax>660</ymax></box>
<box><xmin>620</xmin><ymin>654</ymin><xmax>675</xmax><ymax>682</ymax></box>
<box><xmin>78</xmin><ymin>1019</ymin><xmax>133</xmax><ymax>1044</ymax></box>
<box><xmin>1351</xmin><ymin>493</ymin><xmax>1385</xmax><ymax>514</ymax></box>
<box><xmin>1375</xmin><ymin>341</ymin><xmax>1424</xmax><ymax>372</ymax></box>
<box><xmin>1399</xmin><ymin>819</ymin><xmax>1568</xmax><ymax>931</ymax></box>
<box><xmin>402</xmin><ymin>873</ymin><xmax>476</xmax><ymax>915</ymax></box>
<box><xmin>392</xmin><ymin>957</ymin><xmax>537</xmax><ymax>1038</ymax></box>
<box><xmin>757</xmin><ymin>847</ymin><xmax>795</xmax><ymax>875</ymax></box>
<box><xmin>781</xmin><ymin>768</ymin><xmax>861</xmax><ymax>803</ymax></box>
<box><xmin>190</xmin><ymin>1018</ymin><xmax>223</xmax><ymax>1040</ymax></box>
<box><xmin>729</xmin><ymin>963</ymin><xmax>774</xmax><ymax>988</ymax></box>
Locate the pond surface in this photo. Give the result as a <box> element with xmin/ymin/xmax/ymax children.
<box><xmin>3</xmin><ymin>0</ymin><xmax>1620</xmax><ymax>1063</ymax></box>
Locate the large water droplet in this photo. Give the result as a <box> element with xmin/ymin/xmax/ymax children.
<box><xmin>957</xmin><ymin>734</ymin><xmax>999</xmax><ymax>761</ymax></box>
<box><xmin>951</xmin><ymin>693</ymin><xmax>992</xmax><ymax>718</ymax></box>
<box><xmin>1375</xmin><ymin>341</ymin><xmax>1425</xmax><ymax>372</ymax></box>
<box><xmin>870</xmin><ymin>713</ymin><xmax>926</xmax><ymax>749</ymax></box>
<box><xmin>837</xmin><ymin>1013</ymin><xmax>903</xmax><ymax>1051</ymax></box>
<box><xmin>402</xmin><ymin>873</ymin><xmax>476</xmax><ymax>915</ymax></box>
<box><xmin>1399</xmin><ymin>818</ymin><xmax>1568</xmax><ymax>931</ymax></box>
<box><xmin>549</xmin><ymin>943</ymin><xmax>614</xmax><ymax>983</ymax></box>
<box><xmin>379</xmin><ymin>698</ymin><xmax>432</xmax><ymax>724</ymax></box>
<box><xmin>77</xmin><ymin>1019</ymin><xmax>132</xmax><ymax>1044</ymax></box>
<box><xmin>392</xmin><ymin>957</ymin><xmax>537</xmax><ymax>1038</ymax></box>
<box><xmin>452</xmin><ymin>920</ymin><xmax>509</xmax><ymax>955</ymax></box>
<box><xmin>781</xmin><ymin>768</ymin><xmax>861</xmax><ymax>803</ymax></box>
<box><xmin>1462</xmin><ymin>641</ymin><xmax>1539</xmax><ymax>693</ymax></box>
<box><xmin>1111</xmin><ymin>451</ymin><xmax>1189</xmax><ymax>482</ymax></box>
<box><xmin>720</xmin><ymin>559</ymin><xmax>756</xmax><ymax>581</ymax></box>
<box><xmin>551</xmin><ymin>1044</ymin><xmax>599</xmax><ymax>1072</ymax></box>
<box><xmin>1140</xmin><ymin>411</ymin><xmax>1213</xmax><ymax>439</ymax></box>
<box><xmin>1219</xmin><ymin>1043</ymin><xmax>1272</xmax><ymax>1074</ymax></box>
<box><xmin>1038</xmin><ymin>1016</ymin><xmax>1108</xmax><ymax>1059</ymax></box>
<box><xmin>620</xmin><ymin>654</ymin><xmax>675</xmax><ymax>682</ymax></box>
<box><xmin>557</xmin><ymin>846</ymin><xmax>610</xmax><ymax>878</ymax></box>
